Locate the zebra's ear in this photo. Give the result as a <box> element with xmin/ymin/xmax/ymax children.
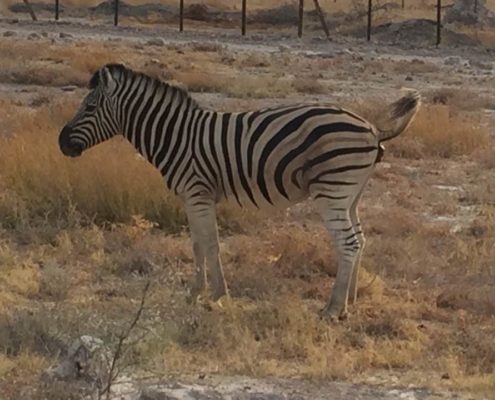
<box><xmin>99</xmin><ymin>67</ymin><xmax>117</xmax><ymax>93</ymax></box>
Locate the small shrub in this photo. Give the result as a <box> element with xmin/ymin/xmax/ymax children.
<box><xmin>292</xmin><ymin>78</ymin><xmax>327</xmax><ymax>95</ymax></box>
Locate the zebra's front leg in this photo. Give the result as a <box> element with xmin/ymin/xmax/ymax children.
<box><xmin>185</xmin><ymin>196</ymin><xmax>228</xmax><ymax>301</ymax></box>
<box><xmin>188</xmin><ymin>232</ymin><xmax>207</xmax><ymax>301</ymax></box>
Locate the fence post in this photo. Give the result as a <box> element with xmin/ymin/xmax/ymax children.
<box><xmin>241</xmin><ymin>0</ymin><xmax>247</xmax><ymax>36</ymax></box>
<box><xmin>367</xmin><ymin>0</ymin><xmax>372</xmax><ymax>41</ymax></box>
<box><xmin>313</xmin><ymin>0</ymin><xmax>331</xmax><ymax>41</ymax></box>
<box><xmin>401</xmin><ymin>0</ymin><xmax>405</xmax><ymax>8</ymax></box>
<box><xmin>298</xmin><ymin>0</ymin><xmax>304</xmax><ymax>38</ymax></box>
<box><xmin>474</xmin><ymin>0</ymin><xmax>478</xmax><ymax>13</ymax></box>
<box><xmin>436</xmin><ymin>0</ymin><xmax>441</xmax><ymax>46</ymax></box>
<box><xmin>179</xmin><ymin>0</ymin><xmax>184</xmax><ymax>31</ymax></box>
<box><xmin>55</xmin><ymin>0</ymin><xmax>59</xmax><ymax>20</ymax></box>
<box><xmin>114</xmin><ymin>0</ymin><xmax>119</xmax><ymax>26</ymax></box>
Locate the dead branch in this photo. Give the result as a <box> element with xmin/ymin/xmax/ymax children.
<box><xmin>22</xmin><ymin>0</ymin><xmax>37</xmax><ymax>21</ymax></box>
<box><xmin>99</xmin><ymin>281</ymin><xmax>151</xmax><ymax>400</ymax></box>
<box><xmin>313</xmin><ymin>0</ymin><xmax>331</xmax><ymax>41</ymax></box>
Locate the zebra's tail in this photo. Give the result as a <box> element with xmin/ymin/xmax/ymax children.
<box><xmin>375</xmin><ymin>89</ymin><xmax>421</xmax><ymax>143</ymax></box>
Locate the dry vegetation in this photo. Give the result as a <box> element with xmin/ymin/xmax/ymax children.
<box><xmin>0</xmin><ymin>20</ymin><xmax>495</xmax><ymax>400</ymax></box>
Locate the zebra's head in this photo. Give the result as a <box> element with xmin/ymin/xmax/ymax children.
<box><xmin>59</xmin><ymin>65</ymin><xmax>120</xmax><ymax>157</ymax></box>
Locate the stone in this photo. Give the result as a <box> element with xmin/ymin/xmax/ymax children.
<box><xmin>146</xmin><ymin>38</ymin><xmax>164</xmax><ymax>47</ymax></box>
<box><xmin>3</xmin><ymin>31</ymin><xmax>16</xmax><ymax>37</ymax></box>
<box><xmin>43</xmin><ymin>335</ymin><xmax>110</xmax><ymax>393</ymax></box>
<box><xmin>444</xmin><ymin>56</ymin><xmax>461</xmax><ymax>66</ymax></box>
<box><xmin>60</xmin><ymin>32</ymin><xmax>73</xmax><ymax>39</ymax></box>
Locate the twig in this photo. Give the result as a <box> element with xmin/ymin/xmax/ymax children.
<box><xmin>362</xmin><ymin>273</ymin><xmax>378</xmax><ymax>292</ymax></box>
<box><xmin>22</xmin><ymin>0</ymin><xmax>38</xmax><ymax>21</ymax></box>
<box><xmin>99</xmin><ymin>281</ymin><xmax>151</xmax><ymax>400</ymax></box>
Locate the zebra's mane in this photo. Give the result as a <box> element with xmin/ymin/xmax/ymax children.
<box><xmin>89</xmin><ymin>63</ymin><xmax>199</xmax><ymax>109</ymax></box>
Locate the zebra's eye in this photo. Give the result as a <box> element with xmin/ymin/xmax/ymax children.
<box><xmin>86</xmin><ymin>104</ymin><xmax>97</xmax><ymax>113</ymax></box>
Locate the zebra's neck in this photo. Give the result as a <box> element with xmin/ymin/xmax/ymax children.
<box><xmin>115</xmin><ymin>75</ymin><xmax>201</xmax><ymax>192</ymax></box>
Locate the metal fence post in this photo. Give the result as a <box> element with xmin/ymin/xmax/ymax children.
<box><xmin>298</xmin><ymin>0</ymin><xmax>304</xmax><ymax>38</ymax></box>
<box><xmin>179</xmin><ymin>0</ymin><xmax>184</xmax><ymax>31</ymax></box>
<box><xmin>436</xmin><ymin>0</ymin><xmax>441</xmax><ymax>46</ymax></box>
<box><xmin>367</xmin><ymin>0</ymin><xmax>372</xmax><ymax>41</ymax></box>
<box><xmin>55</xmin><ymin>0</ymin><xmax>59</xmax><ymax>20</ymax></box>
<box><xmin>114</xmin><ymin>0</ymin><xmax>119</xmax><ymax>26</ymax></box>
<box><xmin>241</xmin><ymin>0</ymin><xmax>247</xmax><ymax>36</ymax></box>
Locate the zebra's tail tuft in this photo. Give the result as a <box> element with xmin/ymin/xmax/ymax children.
<box><xmin>375</xmin><ymin>89</ymin><xmax>420</xmax><ymax>142</ymax></box>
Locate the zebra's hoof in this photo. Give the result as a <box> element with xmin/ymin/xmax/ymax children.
<box><xmin>319</xmin><ymin>306</ymin><xmax>348</xmax><ymax>322</ymax></box>
<box><xmin>211</xmin><ymin>285</ymin><xmax>229</xmax><ymax>302</ymax></box>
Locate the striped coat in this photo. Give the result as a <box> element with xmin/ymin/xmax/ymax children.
<box><xmin>59</xmin><ymin>64</ymin><xmax>420</xmax><ymax>320</ymax></box>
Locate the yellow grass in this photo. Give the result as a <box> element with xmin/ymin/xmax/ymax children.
<box><xmin>1</xmin><ymin>31</ymin><xmax>495</xmax><ymax>400</ymax></box>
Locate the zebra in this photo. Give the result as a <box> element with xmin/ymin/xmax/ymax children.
<box><xmin>59</xmin><ymin>64</ymin><xmax>420</xmax><ymax>321</ymax></box>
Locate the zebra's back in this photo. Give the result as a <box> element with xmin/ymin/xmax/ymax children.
<box><xmin>193</xmin><ymin>104</ymin><xmax>380</xmax><ymax>209</ymax></box>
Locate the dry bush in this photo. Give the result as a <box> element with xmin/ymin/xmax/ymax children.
<box><xmin>224</xmin><ymin>75</ymin><xmax>293</xmax><ymax>99</ymax></box>
<box><xmin>349</xmin><ymin>99</ymin><xmax>489</xmax><ymax>159</ymax></box>
<box><xmin>173</xmin><ymin>71</ymin><xmax>293</xmax><ymax>98</ymax></box>
<box><xmin>38</xmin><ymin>261</ymin><xmax>71</xmax><ymax>300</ymax></box>
<box><xmin>425</xmin><ymin>87</ymin><xmax>495</xmax><ymax>111</ymax></box>
<box><xmin>363</xmin><ymin>58</ymin><xmax>440</xmax><ymax>75</ymax></box>
<box><xmin>292</xmin><ymin>77</ymin><xmax>327</xmax><ymax>95</ymax></box>
<box><xmin>0</xmin><ymin>310</ymin><xmax>64</xmax><ymax>357</ymax></box>
<box><xmin>408</xmin><ymin>105</ymin><xmax>489</xmax><ymax>158</ymax></box>
<box><xmin>0</xmin><ymin>99</ymin><xmax>186</xmax><ymax>229</ymax></box>
<box><xmin>474</xmin><ymin>146</ymin><xmax>495</xmax><ymax>170</ymax></box>
<box><xmin>172</xmin><ymin>71</ymin><xmax>225</xmax><ymax>93</ymax></box>
<box><xmin>0</xmin><ymin>40</ymin><xmax>130</xmax><ymax>87</ymax></box>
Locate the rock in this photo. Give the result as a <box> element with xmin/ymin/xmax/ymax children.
<box><xmin>41</xmin><ymin>31</ymin><xmax>49</xmax><ymax>37</ymax></box>
<box><xmin>3</xmin><ymin>31</ymin><xmax>16</xmax><ymax>37</ymax></box>
<box><xmin>186</xmin><ymin>3</ymin><xmax>209</xmax><ymax>21</ymax></box>
<box><xmin>146</xmin><ymin>38</ymin><xmax>164</xmax><ymax>47</ymax></box>
<box><xmin>405</xmin><ymin>76</ymin><xmax>413</xmax><ymax>81</ymax></box>
<box><xmin>61</xmin><ymin>86</ymin><xmax>78</xmax><ymax>92</ymax></box>
<box><xmin>27</xmin><ymin>32</ymin><xmax>40</xmax><ymax>40</ymax></box>
<box><xmin>469</xmin><ymin>59</ymin><xmax>493</xmax><ymax>70</ymax></box>
<box><xmin>444</xmin><ymin>0</ymin><xmax>495</xmax><ymax>27</ymax></box>
<box><xmin>59</xmin><ymin>32</ymin><xmax>73</xmax><ymax>39</ymax></box>
<box><xmin>43</xmin><ymin>335</ymin><xmax>110</xmax><ymax>394</ymax></box>
<box><xmin>444</xmin><ymin>56</ymin><xmax>461</xmax><ymax>66</ymax></box>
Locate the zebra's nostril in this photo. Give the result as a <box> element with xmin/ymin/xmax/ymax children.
<box><xmin>59</xmin><ymin>126</ymin><xmax>83</xmax><ymax>157</ymax></box>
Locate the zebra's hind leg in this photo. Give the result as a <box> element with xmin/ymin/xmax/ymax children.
<box><xmin>185</xmin><ymin>197</ymin><xmax>228</xmax><ymax>301</ymax></box>
<box><xmin>313</xmin><ymin>196</ymin><xmax>362</xmax><ymax>321</ymax></box>
<box><xmin>348</xmin><ymin>189</ymin><xmax>366</xmax><ymax>305</ymax></box>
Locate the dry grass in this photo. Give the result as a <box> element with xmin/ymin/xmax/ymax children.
<box><xmin>173</xmin><ymin>71</ymin><xmax>294</xmax><ymax>98</ymax></box>
<box><xmin>1</xmin><ymin>33</ymin><xmax>495</xmax><ymax>400</ymax></box>
<box><xmin>349</xmin><ymin>99</ymin><xmax>489</xmax><ymax>159</ymax></box>
<box><xmin>0</xmin><ymin>98</ymin><xmax>185</xmax><ymax>229</ymax></box>
<box><xmin>406</xmin><ymin>105</ymin><xmax>489</xmax><ymax>158</ymax></box>
<box><xmin>425</xmin><ymin>87</ymin><xmax>495</xmax><ymax>112</ymax></box>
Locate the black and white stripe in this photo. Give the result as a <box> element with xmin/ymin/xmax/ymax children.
<box><xmin>59</xmin><ymin>64</ymin><xmax>420</xmax><ymax>320</ymax></box>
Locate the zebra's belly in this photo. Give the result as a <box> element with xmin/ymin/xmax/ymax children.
<box><xmin>222</xmin><ymin>175</ymin><xmax>310</xmax><ymax>210</ymax></box>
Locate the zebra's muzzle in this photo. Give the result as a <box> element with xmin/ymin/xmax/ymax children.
<box><xmin>59</xmin><ymin>126</ymin><xmax>84</xmax><ymax>158</ymax></box>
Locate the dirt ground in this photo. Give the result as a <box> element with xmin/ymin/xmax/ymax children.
<box><xmin>0</xmin><ymin>3</ymin><xmax>494</xmax><ymax>400</ymax></box>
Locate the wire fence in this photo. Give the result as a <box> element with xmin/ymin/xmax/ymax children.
<box><xmin>9</xmin><ymin>0</ymin><xmax>491</xmax><ymax>46</ymax></box>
